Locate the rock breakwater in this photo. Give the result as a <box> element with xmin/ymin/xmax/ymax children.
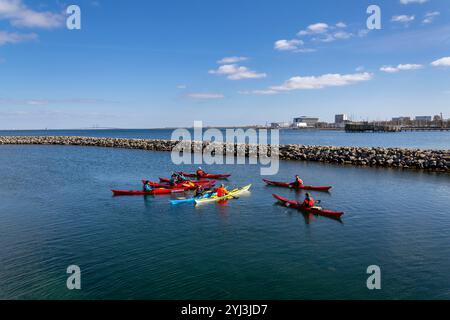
<box><xmin>1</xmin><ymin>136</ymin><xmax>448</xmax><ymax>173</ymax></box>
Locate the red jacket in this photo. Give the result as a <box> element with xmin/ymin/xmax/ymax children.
<box><xmin>196</xmin><ymin>170</ymin><xmax>206</xmax><ymax>177</ymax></box>
<box><xmin>302</xmin><ymin>197</ymin><xmax>315</xmax><ymax>208</ymax></box>
<box><xmin>216</xmin><ymin>187</ymin><xmax>228</xmax><ymax>197</ymax></box>
<box><xmin>293</xmin><ymin>177</ymin><xmax>303</xmax><ymax>187</ymax></box>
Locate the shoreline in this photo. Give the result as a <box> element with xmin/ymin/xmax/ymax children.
<box><xmin>0</xmin><ymin>136</ymin><xmax>448</xmax><ymax>173</ymax></box>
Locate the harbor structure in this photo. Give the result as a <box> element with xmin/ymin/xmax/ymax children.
<box><xmin>293</xmin><ymin>116</ymin><xmax>319</xmax><ymax>128</ymax></box>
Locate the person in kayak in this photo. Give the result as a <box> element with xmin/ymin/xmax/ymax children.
<box><xmin>196</xmin><ymin>167</ymin><xmax>206</xmax><ymax>178</ymax></box>
<box><xmin>291</xmin><ymin>175</ymin><xmax>304</xmax><ymax>188</ymax></box>
<box><xmin>169</xmin><ymin>174</ymin><xmax>179</xmax><ymax>186</ymax></box>
<box><xmin>194</xmin><ymin>185</ymin><xmax>206</xmax><ymax>197</ymax></box>
<box><xmin>301</xmin><ymin>193</ymin><xmax>315</xmax><ymax>208</ymax></box>
<box><xmin>215</xmin><ymin>184</ymin><xmax>229</xmax><ymax>197</ymax></box>
<box><xmin>175</xmin><ymin>172</ymin><xmax>188</xmax><ymax>182</ymax></box>
<box><xmin>143</xmin><ymin>181</ymin><xmax>153</xmax><ymax>192</ymax></box>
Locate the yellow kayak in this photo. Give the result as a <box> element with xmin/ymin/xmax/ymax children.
<box><xmin>194</xmin><ymin>184</ymin><xmax>252</xmax><ymax>205</ymax></box>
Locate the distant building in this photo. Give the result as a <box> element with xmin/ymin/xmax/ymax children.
<box><xmin>292</xmin><ymin>122</ymin><xmax>308</xmax><ymax>128</ymax></box>
<box><xmin>335</xmin><ymin>114</ymin><xmax>348</xmax><ymax>124</ymax></box>
<box><xmin>392</xmin><ymin>116</ymin><xmax>411</xmax><ymax>122</ymax></box>
<box><xmin>270</xmin><ymin>122</ymin><xmax>291</xmax><ymax>129</ymax></box>
<box><xmin>293</xmin><ymin>116</ymin><xmax>319</xmax><ymax>127</ymax></box>
<box><xmin>415</xmin><ymin>116</ymin><xmax>432</xmax><ymax>122</ymax></box>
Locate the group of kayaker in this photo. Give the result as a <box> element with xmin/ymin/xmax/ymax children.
<box><xmin>143</xmin><ymin>167</ymin><xmax>229</xmax><ymax>198</ymax></box>
<box><xmin>144</xmin><ymin>168</ymin><xmax>314</xmax><ymax>208</ymax></box>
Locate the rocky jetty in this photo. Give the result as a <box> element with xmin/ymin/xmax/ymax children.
<box><xmin>0</xmin><ymin>136</ymin><xmax>448</xmax><ymax>173</ymax></box>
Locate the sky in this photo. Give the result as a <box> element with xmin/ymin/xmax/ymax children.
<box><xmin>0</xmin><ymin>0</ymin><xmax>449</xmax><ymax>129</ymax></box>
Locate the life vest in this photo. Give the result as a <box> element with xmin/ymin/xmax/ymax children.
<box><xmin>196</xmin><ymin>170</ymin><xmax>206</xmax><ymax>177</ymax></box>
<box><xmin>216</xmin><ymin>187</ymin><xmax>228</xmax><ymax>197</ymax></box>
<box><xmin>302</xmin><ymin>197</ymin><xmax>315</xmax><ymax>208</ymax></box>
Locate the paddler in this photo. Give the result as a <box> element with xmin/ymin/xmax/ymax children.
<box><xmin>169</xmin><ymin>173</ymin><xmax>178</xmax><ymax>186</ymax></box>
<box><xmin>291</xmin><ymin>175</ymin><xmax>304</xmax><ymax>188</ymax></box>
<box><xmin>301</xmin><ymin>193</ymin><xmax>315</xmax><ymax>208</ymax></box>
<box><xmin>193</xmin><ymin>185</ymin><xmax>205</xmax><ymax>197</ymax></box>
<box><xmin>175</xmin><ymin>172</ymin><xmax>188</xmax><ymax>182</ymax></box>
<box><xmin>196</xmin><ymin>166</ymin><xmax>206</xmax><ymax>178</ymax></box>
<box><xmin>143</xmin><ymin>181</ymin><xmax>153</xmax><ymax>192</ymax></box>
<box><xmin>215</xmin><ymin>184</ymin><xmax>229</xmax><ymax>197</ymax></box>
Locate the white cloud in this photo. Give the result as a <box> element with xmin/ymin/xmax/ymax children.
<box><xmin>380</xmin><ymin>63</ymin><xmax>423</xmax><ymax>73</ymax></box>
<box><xmin>209</xmin><ymin>64</ymin><xmax>266</xmax><ymax>80</ymax></box>
<box><xmin>274</xmin><ymin>39</ymin><xmax>304</xmax><ymax>51</ymax></box>
<box><xmin>187</xmin><ymin>93</ymin><xmax>224</xmax><ymax>100</ymax></box>
<box><xmin>400</xmin><ymin>0</ymin><xmax>428</xmax><ymax>4</ymax></box>
<box><xmin>177</xmin><ymin>84</ymin><xmax>187</xmax><ymax>89</ymax></box>
<box><xmin>239</xmin><ymin>89</ymin><xmax>278</xmax><ymax>95</ymax></box>
<box><xmin>356</xmin><ymin>66</ymin><xmax>365</xmax><ymax>72</ymax></box>
<box><xmin>333</xmin><ymin>31</ymin><xmax>353</xmax><ymax>40</ymax></box>
<box><xmin>0</xmin><ymin>98</ymin><xmax>118</xmax><ymax>106</ymax></box>
<box><xmin>298</xmin><ymin>21</ymin><xmax>353</xmax><ymax>44</ymax></box>
<box><xmin>298</xmin><ymin>23</ymin><xmax>329</xmax><ymax>36</ymax></box>
<box><xmin>358</xmin><ymin>29</ymin><xmax>370</xmax><ymax>37</ymax></box>
<box><xmin>423</xmin><ymin>11</ymin><xmax>440</xmax><ymax>24</ymax></box>
<box><xmin>242</xmin><ymin>72</ymin><xmax>373</xmax><ymax>95</ymax></box>
<box><xmin>0</xmin><ymin>30</ymin><xmax>37</xmax><ymax>45</ymax></box>
<box><xmin>0</xmin><ymin>0</ymin><xmax>64</xmax><ymax>28</ymax></box>
<box><xmin>314</xmin><ymin>34</ymin><xmax>336</xmax><ymax>43</ymax></box>
<box><xmin>269</xmin><ymin>72</ymin><xmax>372</xmax><ymax>91</ymax></box>
<box><xmin>217</xmin><ymin>56</ymin><xmax>248</xmax><ymax>64</ymax></box>
<box><xmin>391</xmin><ymin>15</ymin><xmax>415</xmax><ymax>23</ymax></box>
<box><xmin>431</xmin><ymin>57</ymin><xmax>450</xmax><ymax>67</ymax></box>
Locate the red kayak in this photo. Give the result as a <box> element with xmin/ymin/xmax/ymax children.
<box><xmin>112</xmin><ymin>188</ymin><xmax>186</xmax><ymax>196</ymax></box>
<box><xmin>273</xmin><ymin>194</ymin><xmax>344</xmax><ymax>219</ymax></box>
<box><xmin>143</xmin><ymin>179</ymin><xmax>215</xmax><ymax>189</ymax></box>
<box><xmin>177</xmin><ymin>172</ymin><xmax>231</xmax><ymax>180</ymax></box>
<box><xmin>263</xmin><ymin>179</ymin><xmax>332</xmax><ymax>192</ymax></box>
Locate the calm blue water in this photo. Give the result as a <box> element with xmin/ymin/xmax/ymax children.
<box><xmin>0</xmin><ymin>144</ymin><xmax>449</xmax><ymax>299</ymax></box>
<box><xmin>0</xmin><ymin>129</ymin><xmax>449</xmax><ymax>150</ymax></box>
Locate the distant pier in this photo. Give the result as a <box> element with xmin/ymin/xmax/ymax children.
<box><xmin>401</xmin><ymin>126</ymin><xmax>450</xmax><ymax>131</ymax></box>
<box><xmin>345</xmin><ymin>123</ymin><xmax>401</xmax><ymax>132</ymax></box>
<box><xmin>346</xmin><ymin>123</ymin><xmax>449</xmax><ymax>132</ymax></box>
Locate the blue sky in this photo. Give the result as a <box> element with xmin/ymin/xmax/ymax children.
<box><xmin>0</xmin><ymin>0</ymin><xmax>449</xmax><ymax>129</ymax></box>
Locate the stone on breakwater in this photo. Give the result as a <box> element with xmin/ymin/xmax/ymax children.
<box><xmin>0</xmin><ymin>136</ymin><xmax>448</xmax><ymax>173</ymax></box>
